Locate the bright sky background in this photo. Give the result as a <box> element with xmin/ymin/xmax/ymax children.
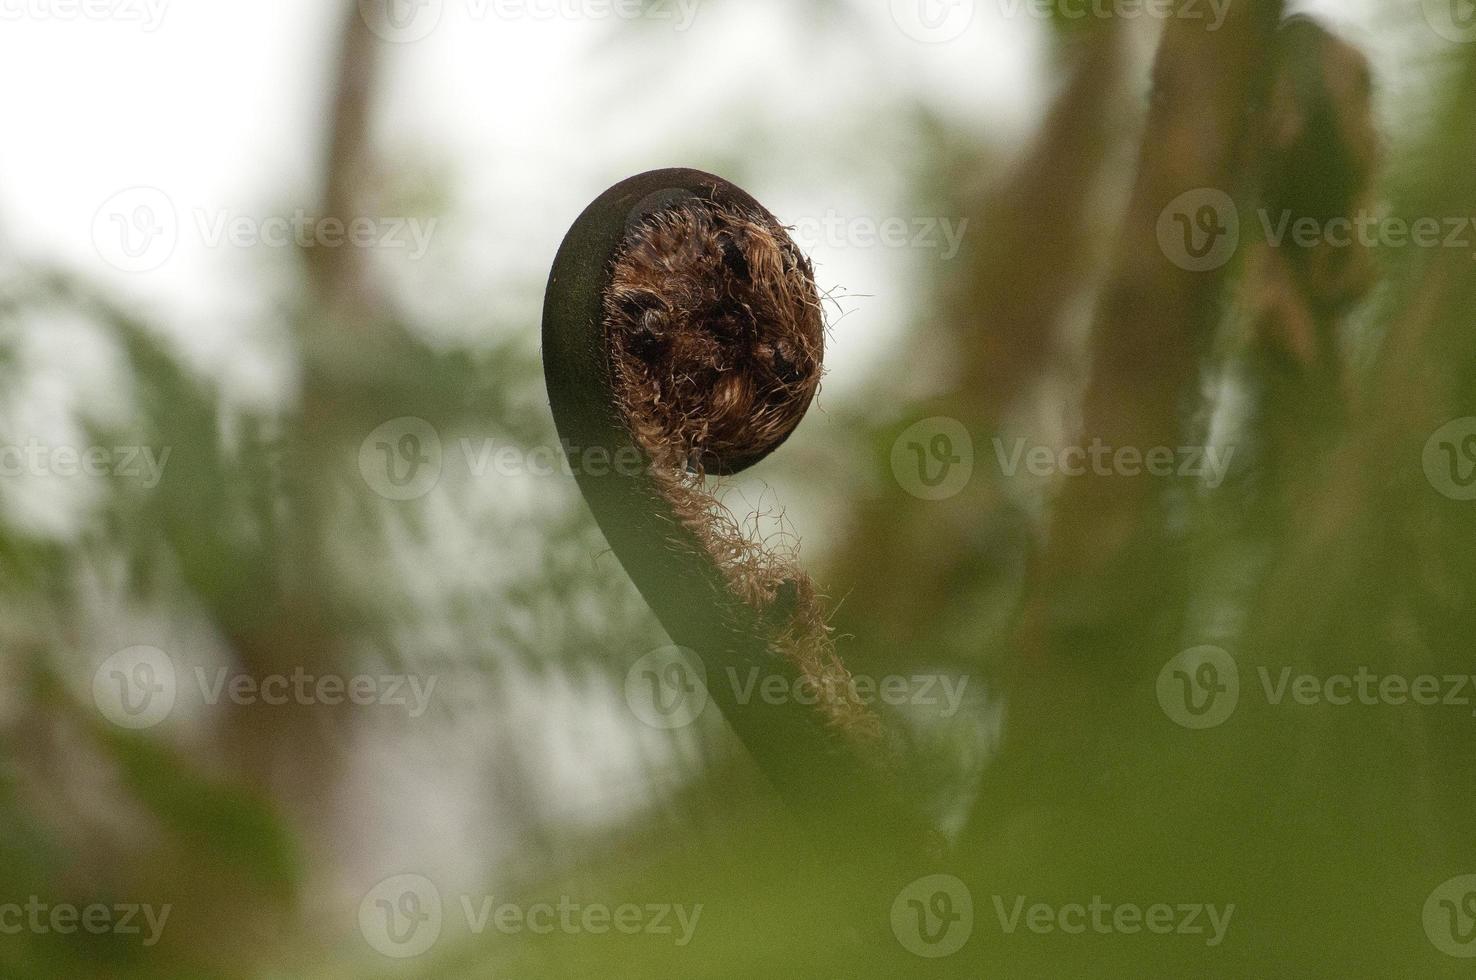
<box><xmin>0</xmin><ymin>0</ymin><xmax>1397</xmax><ymax>400</ymax></box>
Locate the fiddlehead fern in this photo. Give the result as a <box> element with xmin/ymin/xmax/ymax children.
<box><xmin>543</xmin><ymin>169</ymin><xmax>933</xmax><ymax>856</ymax></box>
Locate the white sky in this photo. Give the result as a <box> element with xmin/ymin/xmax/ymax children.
<box><xmin>0</xmin><ymin>0</ymin><xmax>1410</xmax><ymax>399</ymax></box>
<box><xmin>0</xmin><ymin>0</ymin><xmax>1053</xmax><ymax>412</ymax></box>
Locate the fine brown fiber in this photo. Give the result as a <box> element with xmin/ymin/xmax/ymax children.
<box><xmin>602</xmin><ymin>198</ymin><xmax>879</xmax><ymax>740</ymax></box>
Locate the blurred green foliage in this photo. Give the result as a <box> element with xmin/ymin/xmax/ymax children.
<box><xmin>2</xmin><ymin>2</ymin><xmax>1475</xmax><ymax>977</ymax></box>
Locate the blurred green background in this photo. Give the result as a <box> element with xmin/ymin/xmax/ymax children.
<box><xmin>1</xmin><ymin>0</ymin><xmax>1474</xmax><ymax>976</ymax></box>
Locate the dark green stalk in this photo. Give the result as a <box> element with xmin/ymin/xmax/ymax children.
<box><xmin>542</xmin><ymin>168</ymin><xmax>938</xmax><ymax>864</ymax></box>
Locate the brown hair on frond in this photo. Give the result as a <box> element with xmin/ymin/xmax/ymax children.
<box><xmin>604</xmin><ymin>199</ymin><xmax>824</xmax><ymax>474</ymax></box>
<box><xmin>602</xmin><ymin>198</ymin><xmax>880</xmax><ymax>741</ymax></box>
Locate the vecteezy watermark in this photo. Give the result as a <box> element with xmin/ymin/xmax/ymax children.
<box><xmin>1257</xmin><ymin>667</ymin><xmax>1476</xmax><ymax>715</ymax></box>
<box><xmin>1425</xmin><ymin>874</ymin><xmax>1476</xmax><ymax>958</ymax></box>
<box><xmin>1156</xmin><ymin>645</ymin><xmax>1240</xmax><ymax>729</ymax></box>
<box><xmin>0</xmin><ymin>897</ymin><xmax>171</xmax><ymax>947</ymax></box>
<box><xmin>891</xmin><ymin>417</ymin><xmax>975</xmax><ymax>501</ymax></box>
<box><xmin>360</xmin><ymin>874</ymin><xmax>442</xmax><ymax>959</ymax></box>
<box><xmin>725</xmin><ymin>668</ymin><xmax>970</xmax><ymax>718</ymax></box>
<box><xmin>892</xmin><ymin>875</ymin><xmax>973</xmax><ymax>957</ymax></box>
<box><xmin>356</xmin><ymin>0</ymin><xmax>702</xmax><ymax>43</ymax></box>
<box><xmin>192</xmin><ymin>666</ymin><xmax>436</xmax><ymax>717</ymax></box>
<box><xmin>92</xmin><ymin>646</ymin><xmax>177</xmax><ymax>730</ymax></box>
<box><xmin>1423</xmin><ymin>418</ymin><xmax>1476</xmax><ymax>501</ymax></box>
<box><xmin>92</xmin><ymin>187</ymin><xmax>178</xmax><ymax>274</ymax></box>
<box><xmin>359</xmin><ymin>418</ymin><xmax>444</xmax><ymax>501</ymax></box>
<box><xmin>1254</xmin><ymin>210</ymin><xmax>1476</xmax><ymax>255</ymax></box>
<box><xmin>358</xmin><ymin>874</ymin><xmax>702</xmax><ymax>958</ymax></box>
<box><xmin>787</xmin><ymin>212</ymin><xmax>969</xmax><ymax>261</ymax></box>
<box><xmin>992</xmin><ymin>895</ymin><xmax>1235</xmax><ymax>947</ymax></box>
<box><xmin>92</xmin><ymin>187</ymin><xmax>437</xmax><ymax>274</ymax></box>
<box><xmin>365</xmin><ymin>417</ymin><xmax>985</xmax><ymax>504</ymax></box>
<box><xmin>993</xmin><ymin>437</ymin><xmax>1235</xmax><ymax>489</ymax></box>
<box><xmin>357</xmin><ymin>418</ymin><xmax>683</xmax><ymax>501</ymax></box>
<box><xmin>1158</xmin><ymin>646</ymin><xmax>1476</xmax><ymax>729</ymax></box>
<box><xmin>623</xmin><ymin>646</ymin><xmax>709</xmax><ymax>730</ymax></box>
<box><xmin>889</xmin><ymin>0</ymin><xmax>975</xmax><ymax>43</ymax></box>
<box><xmin>1159</xmin><ymin>187</ymin><xmax>1476</xmax><ymax>272</ymax></box>
<box><xmin>0</xmin><ymin>0</ymin><xmax>168</xmax><ymax>30</ymax></box>
<box><xmin>1157</xmin><ymin>188</ymin><xmax>1241</xmax><ymax>272</ymax></box>
<box><xmin>192</xmin><ymin>209</ymin><xmax>436</xmax><ymax>258</ymax></box>
<box><xmin>459</xmin><ymin>895</ymin><xmax>701</xmax><ymax>946</ymax></box>
<box><xmin>1422</xmin><ymin>0</ymin><xmax>1476</xmax><ymax>45</ymax></box>
<box><xmin>621</xmin><ymin>649</ymin><xmax>969</xmax><ymax>730</ymax></box>
<box><xmin>92</xmin><ymin>647</ymin><xmax>437</xmax><ymax>729</ymax></box>
<box><xmin>0</xmin><ymin>440</ymin><xmax>171</xmax><ymax>488</ymax></box>
<box><xmin>459</xmin><ymin>437</ymin><xmax>648</xmax><ymax>482</ymax></box>
<box><xmin>998</xmin><ymin>0</ymin><xmax>1231</xmax><ymax>30</ymax></box>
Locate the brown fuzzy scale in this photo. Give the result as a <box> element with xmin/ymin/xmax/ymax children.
<box><xmin>604</xmin><ymin>201</ymin><xmax>823</xmax><ymax>474</ymax></box>
<box><xmin>603</xmin><ymin>200</ymin><xmax>880</xmax><ymax>741</ymax></box>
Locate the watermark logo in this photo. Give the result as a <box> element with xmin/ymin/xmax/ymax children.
<box><xmin>1164</xmin><ymin>656</ymin><xmax>1476</xmax><ymax>723</ymax></box>
<box><xmin>992</xmin><ymin>437</ymin><xmax>1234</xmax><ymax>488</ymax></box>
<box><xmin>1158</xmin><ymin>188</ymin><xmax>1239</xmax><ymax>272</ymax></box>
<box><xmin>362</xmin><ymin>420</ymin><xmax>662</xmax><ymax>500</ymax></box>
<box><xmin>892</xmin><ymin>874</ymin><xmax>973</xmax><ymax>957</ymax></box>
<box><xmin>460</xmin><ymin>895</ymin><xmax>701</xmax><ymax>944</ymax></box>
<box><xmin>360</xmin><ymin>874</ymin><xmax>443</xmax><ymax>958</ymax></box>
<box><xmin>359</xmin><ymin>0</ymin><xmax>445</xmax><ymax>42</ymax></box>
<box><xmin>1423</xmin><ymin>418</ymin><xmax>1476</xmax><ymax>501</ymax></box>
<box><xmin>92</xmin><ymin>646</ymin><xmax>176</xmax><ymax>730</ymax></box>
<box><xmin>194</xmin><ymin>667</ymin><xmax>437</xmax><ymax>717</ymax></box>
<box><xmin>92</xmin><ymin>187</ymin><xmax>178</xmax><ymax>274</ymax></box>
<box><xmin>993</xmin><ymin>895</ymin><xmax>1234</xmax><ymax>946</ymax></box>
<box><xmin>364</xmin><ymin>421</ymin><xmax>988</xmax><ymax>500</ymax></box>
<box><xmin>1425</xmin><ymin>875</ymin><xmax>1476</xmax><ymax>957</ymax></box>
<box><xmin>0</xmin><ymin>897</ymin><xmax>171</xmax><ymax>947</ymax></box>
<box><xmin>92</xmin><ymin>188</ymin><xmax>438</xmax><ymax>273</ymax></box>
<box><xmin>192</xmin><ymin>208</ymin><xmax>437</xmax><ymax>257</ymax></box>
<box><xmin>726</xmin><ymin>668</ymin><xmax>969</xmax><ymax>718</ymax></box>
<box><xmin>1259</xmin><ymin>667</ymin><xmax>1476</xmax><ymax>713</ymax></box>
<box><xmin>0</xmin><ymin>0</ymin><xmax>169</xmax><ymax>30</ymax></box>
<box><xmin>0</xmin><ymin>440</ymin><xmax>172</xmax><ymax>488</ymax></box>
<box><xmin>891</xmin><ymin>417</ymin><xmax>974</xmax><ymax>501</ymax></box>
<box><xmin>359</xmin><ymin>417</ymin><xmax>444</xmax><ymax>501</ymax></box>
<box><xmin>359</xmin><ymin>0</ymin><xmax>700</xmax><ymax>41</ymax></box>
<box><xmin>490</xmin><ymin>0</ymin><xmax>701</xmax><ymax>29</ymax></box>
<box><xmin>460</xmin><ymin>436</ymin><xmax>646</xmax><ymax>481</ymax></box>
<box><xmin>624</xmin><ymin>646</ymin><xmax>708</xmax><ymax>730</ymax></box>
<box><xmin>787</xmin><ymin>212</ymin><xmax>969</xmax><ymax>260</ymax></box>
<box><xmin>93</xmin><ymin>650</ymin><xmax>438</xmax><ymax>728</ymax></box>
<box><xmin>1423</xmin><ymin>0</ymin><xmax>1476</xmax><ymax>44</ymax></box>
<box><xmin>997</xmin><ymin>0</ymin><xmax>1230</xmax><ymax>30</ymax></box>
<box><xmin>890</xmin><ymin>0</ymin><xmax>975</xmax><ymax>43</ymax></box>
<box><xmin>1259</xmin><ymin>210</ymin><xmax>1476</xmax><ymax>255</ymax></box>
<box><xmin>358</xmin><ymin>878</ymin><xmax>701</xmax><ymax>955</ymax></box>
<box><xmin>1162</xmin><ymin>191</ymin><xmax>1476</xmax><ymax>270</ymax></box>
<box><xmin>624</xmin><ymin>659</ymin><xmax>966</xmax><ymax>729</ymax></box>
<box><xmin>1157</xmin><ymin>645</ymin><xmax>1239</xmax><ymax>729</ymax></box>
